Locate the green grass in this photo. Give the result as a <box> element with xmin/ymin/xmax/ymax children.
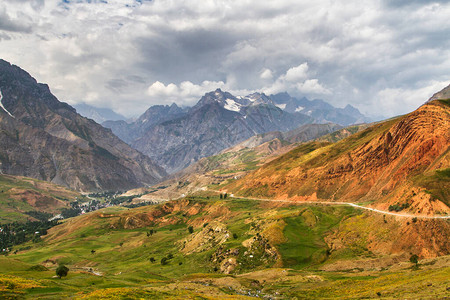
<box><xmin>279</xmin><ymin>206</ymin><xmax>358</xmax><ymax>269</ymax></box>
<box><xmin>0</xmin><ymin>197</ymin><xmax>448</xmax><ymax>298</ymax></box>
<box><xmin>0</xmin><ymin>174</ymin><xmax>82</xmax><ymax>223</ymax></box>
<box><xmin>413</xmin><ymin>167</ymin><xmax>450</xmax><ymax>206</ymax></box>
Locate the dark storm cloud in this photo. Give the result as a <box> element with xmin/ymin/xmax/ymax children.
<box><xmin>135</xmin><ymin>28</ymin><xmax>241</xmax><ymax>83</ymax></box>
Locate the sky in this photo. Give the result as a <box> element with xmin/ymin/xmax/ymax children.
<box><xmin>0</xmin><ymin>0</ymin><xmax>449</xmax><ymax>119</ymax></box>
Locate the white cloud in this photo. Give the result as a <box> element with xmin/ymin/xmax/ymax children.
<box><xmin>282</xmin><ymin>63</ymin><xmax>309</xmax><ymax>82</ymax></box>
<box><xmin>373</xmin><ymin>80</ymin><xmax>449</xmax><ymax>117</ymax></box>
<box><xmin>147</xmin><ymin>80</ymin><xmax>226</xmax><ymax>106</ymax></box>
<box><xmin>262</xmin><ymin>63</ymin><xmax>331</xmax><ymax>97</ymax></box>
<box><xmin>260</xmin><ymin>68</ymin><xmax>273</xmax><ymax>80</ymax></box>
<box><xmin>297</xmin><ymin>79</ymin><xmax>331</xmax><ymax>95</ymax></box>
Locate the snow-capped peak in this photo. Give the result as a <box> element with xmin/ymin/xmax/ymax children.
<box><xmin>224</xmin><ymin>98</ymin><xmax>241</xmax><ymax>112</ymax></box>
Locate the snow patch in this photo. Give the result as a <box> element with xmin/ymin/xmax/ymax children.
<box><xmin>295</xmin><ymin>106</ymin><xmax>305</xmax><ymax>112</ymax></box>
<box><xmin>275</xmin><ymin>103</ymin><xmax>286</xmax><ymax>110</ymax></box>
<box><xmin>224</xmin><ymin>98</ymin><xmax>241</xmax><ymax>112</ymax></box>
<box><xmin>0</xmin><ymin>90</ymin><xmax>14</xmax><ymax>118</ymax></box>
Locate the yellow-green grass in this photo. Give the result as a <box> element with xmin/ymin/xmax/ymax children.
<box><xmin>0</xmin><ymin>174</ymin><xmax>83</xmax><ymax>223</ymax></box>
<box><xmin>0</xmin><ymin>197</ymin><xmax>448</xmax><ymax>298</ymax></box>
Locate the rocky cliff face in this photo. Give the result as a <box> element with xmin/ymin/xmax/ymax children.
<box><xmin>128</xmin><ymin>89</ymin><xmax>312</xmax><ymax>173</ymax></box>
<box><xmin>0</xmin><ymin>59</ymin><xmax>166</xmax><ymax>192</ymax></box>
<box><xmin>227</xmin><ymin>88</ymin><xmax>450</xmax><ymax>215</ymax></box>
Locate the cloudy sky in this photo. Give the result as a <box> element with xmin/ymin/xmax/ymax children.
<box><xmin>0</xmin><ymin>0</ymin><xmax>449</xmax><ymax>119</ymax></box>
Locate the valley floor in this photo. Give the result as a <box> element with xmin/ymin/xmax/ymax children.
<box><xmin>0</xmin><ymin>195</ymin><xmax>449</xmax><ymax>299</ymax></box>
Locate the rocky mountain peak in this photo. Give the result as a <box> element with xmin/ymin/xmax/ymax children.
<box><xmin>243</xmin><ymin>92</ymin><xmax>274</xmax><ymax>106</ymax></box>
<box><xmin>0</xmin><ymin>59</ymin><xmax>167</xmax><ymax>191</ymax></box>
<box><xmin>428</xmin><ymin>84</ymin><xmax>450</xmax><ymax>102</ymax></box>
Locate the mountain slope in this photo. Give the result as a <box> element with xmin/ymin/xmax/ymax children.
<box><xmin>0</xmin><ymin>59</ymin><xmax>166</xmax><ymax>192</ymax></box>
<box><xmin>102</xmin><ymin>103</ymin><xmax>186</xmax><ymax>144</ymax></box>
<box><xmin>270</xmin><ymin>92</ymin><xmax>371</xmax><ymax>125</ymax></box>
<box><xmin>128</xmin><ymin>89</ymin><xmax>312</xmax><ymax>173</ymax></box>
<box><xmin>128</xmin><ymin>123</ymin><xmax>371</xmax><ymax>203</ymax></box>
<box><xmin>226</xmin><ymin>88</ymin><xmax>450</xmax><ymax>215</ymax></box>
<box><xmin>0</xmin><ymin>174</ymin><xmax>81</xmax><ymax>223</ymax></box>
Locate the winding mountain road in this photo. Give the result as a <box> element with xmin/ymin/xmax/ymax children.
<box><xmin>206</xmin><ymin>190</ymin><xmax>450</xmax><ymax>219</ymax></box>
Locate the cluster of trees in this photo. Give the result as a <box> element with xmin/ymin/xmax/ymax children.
<box><xmin>0</xmin><ymin>219</ymin><xmax>59</xmax><ymax>252</ymax></box>
<box><xmin>388</xmin><ymin>202</ymin><xmax>410</xmax><ymax>212</ymax></box>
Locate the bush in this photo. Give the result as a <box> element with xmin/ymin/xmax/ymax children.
<box><xmin>161</xmin><ymin>257</ymin><xmax>168</xmax><ymax>265</ymax></box>
<box><xmin>388</xmin><ymin>203</ymin><xmax>410</xmax><ymax>212</ymax></box>
<box><xmin>410</xmin><ymin>254</ymin><xmax>419</xmax><ymax>266</ymax></box>
<box><xmin>56</xmin><ymin>265</ymin><xmax>69</xmax><ymax>279</ymax></box>
<box><xmin>188</xmin><ymin>226</ymin><xmax>194</xmax><ymax>234</ymax></box>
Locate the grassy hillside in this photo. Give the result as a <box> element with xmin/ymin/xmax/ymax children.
<box><xmin>225</xmin><ymin>100</ymin><xmax>450</xmax><ymax>215</ymax></box>
<box><xmin>0</xmin><ymin>175</ymin><xmax>83</xmax><ymax>223</ymax></box>
<box><xmin>1</xmin><ymin>195</ymin><xmax>449</xmax><ymax>298</ymax></box>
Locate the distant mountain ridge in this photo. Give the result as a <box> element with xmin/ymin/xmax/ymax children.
<box><xmin>73</xmin><ymin>103</ymin><xmax>126</xmax><ymax>124</ymax></box>
<box><xmin>270</xmin><ymin>92</ymin><xmax>370</xmax><ymax>125</ymax></box>
<box><xmin>104</xmin><ymin>89</ymin><xmax>369</xmax><ymax>173</ymax></box>
<box><xmin>0</xmin><ymin>59</ymin><xmax>166</xmax><ymax>192</ymax></box>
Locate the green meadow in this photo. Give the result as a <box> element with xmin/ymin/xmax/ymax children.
<box><xmin>1</xmin><ymin>196</ymin><xmax>449</xmax><ymax>299</ymax></box>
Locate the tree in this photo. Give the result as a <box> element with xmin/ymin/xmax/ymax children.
<box><xmin>56</xmin><ymin>265</ymin><xmax>69</xmax><ymax>279</ymax></box>
<box><xmin>188</xmin><ymin>226</ymin><xmax>194</xmax><ymax>234</ymax></box>
<box><xmin>149</xmin><ymin>257</ymin><xmax>155</xmax><ymax>263</ymax></box>
<box><xmin>161</xmin><ymin>257</ymin><xmax>168</xmax><ymax>265</ymax></box>
<box><xmin>410</xmin><ymin>254</ymin><xmax>419</xmax><ymax>266</ymax></box>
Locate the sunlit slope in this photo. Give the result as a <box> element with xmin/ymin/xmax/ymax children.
<box><xmin>0</xmin><ymin>174</ymin><xmax>80</xmax><ymax>223</ymax></box>
<box><xmin>226</xmin><ymin>99</ymin><xmax>449</xmax><ymax>214</ymax></box>
<box><xmin>2</xmin><ymin>196</ymin><xmax>449</xmax><ymax>298</ymax></box>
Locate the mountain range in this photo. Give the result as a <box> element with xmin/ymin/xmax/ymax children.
<box><xmin>0</xmin><ymin>59</ymin><xmax>166</xmax><ymax>192</ymax></box>
<box><xmin>103</xmin><ymin>89</ymin><xmax>369</xmax><ymax>173</ymax></box>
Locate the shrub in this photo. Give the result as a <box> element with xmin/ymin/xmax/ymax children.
<box><xmin>56</xmin><ymin>265</ymin><xmax>69</xmax><ymax>279</ymax></box>
<box><xmin>410</xmin><ymin>254</ymin><xmax>419</xmax><ymax>266</ymax></box>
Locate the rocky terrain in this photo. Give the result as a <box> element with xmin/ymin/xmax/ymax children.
<box><xmin>226</xmin><ymin>87</ymin><xmax>450</xmax><ymax>216</ymax></box>
<box><xmin>128</xmin><ymin>123</ymin><xmax>361</xmax><ymax>202</ymax></box>
<box><xmin>104</xmin><ymin>89</ymin><xmax>369</xmax><ymax>173</ymax></box>
<box><xmin>0</xmin><ymin>60</ymin><xmax>166</xmax><ymax>192</ymax></box>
